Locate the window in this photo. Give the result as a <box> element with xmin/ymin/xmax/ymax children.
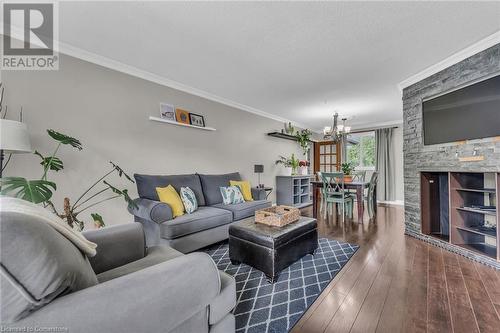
<box><xmin>346</xmin><ymin>131</ymin><xmax>375</xmax><ymax>170</ymax></box>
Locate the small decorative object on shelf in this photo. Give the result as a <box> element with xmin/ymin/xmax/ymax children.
<box><xmin>255</xmin><ymin>205</ymin><xmax>300</xmax><ymax>227</ymax></box>
<box><xmin>284</xmin><ymin>122</ymin><xmax>295</xmax><ymax>135</ymax></box>
<box><xmin>341</xmin><ymin>162</ymin><xmax>355</xmax><ymax>182</ymax></box>
<box><xmin>175</xmin><ymin>108</ymin><xmax>191</xmax><ymax>124</ymax></box>
<box><xmin>159</xmin><ymin>103</ymin><xmax>175</xmax><ymax>121</ymax></box>
<box><xmin>189</xmin><ymin>113</ymin><xmax>205</xmax><ymax>127</ymax></box>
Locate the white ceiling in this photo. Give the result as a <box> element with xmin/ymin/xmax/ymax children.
<box><xmin>56</xmin><ymin>1</ymin><xmax>500</xmax><ymax>131</ymax></box>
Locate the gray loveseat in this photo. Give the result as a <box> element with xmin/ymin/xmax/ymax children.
<box><xmin>0</xmin><ymin>211</ymin><xmax>236</xmax><ymax>333</ymax></box>
<box><xmin>130</xmin><ymin>172</ymin><xmax>272</xmax><ymax>253</ymax></box>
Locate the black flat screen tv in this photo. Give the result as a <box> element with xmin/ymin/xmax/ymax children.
<box><xmin>422</xmin><ymin>74</ymin><xmax>500</xmax><ymax>145</ymax></box>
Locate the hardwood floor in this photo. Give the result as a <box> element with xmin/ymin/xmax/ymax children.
<box><xmin>292</xmin><ymin>204</ymin><xmax>500</xmax><ymax>333</ymax></box>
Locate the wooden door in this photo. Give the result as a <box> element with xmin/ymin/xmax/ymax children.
<box><xmin>314</xmin><ymin>141</ymin><xmax>340</xmax><ymax>175</ymax></box>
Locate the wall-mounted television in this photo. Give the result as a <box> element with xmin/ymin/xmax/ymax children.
<box><xmin>422</xmin><ymin>74</ymin><xmax>500</xmax><ymax>145</ymax></box>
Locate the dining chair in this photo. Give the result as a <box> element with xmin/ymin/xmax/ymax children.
<box><xmin>352</xmin><ymin>170</ymin><xmax>367</xmax><ymax>182</ymax></box>
<box><xmin>365</xmin><ymin>171</ymin><xmax>378</xmax><ymax>218</ymax></box>
<box><xmin>316</xmin><ymin>171</ymin><xmax>324</xmax><ymax>214</ymax></box>
<box><xmin>319</xmin><ymin>172</ymin><xmax>355</xmax><ymax>221</ymax></box>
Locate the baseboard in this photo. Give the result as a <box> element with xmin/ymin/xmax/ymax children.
<box><xmin>377</xmin><ymin>200</ymin><xmax>404</xmax><ymax>206</ymax></box>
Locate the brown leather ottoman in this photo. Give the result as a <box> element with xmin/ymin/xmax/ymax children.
<box><xmin>228</xmin><ymin>216</ymin><xmax>318</xmax><ymax>283</ymax></box>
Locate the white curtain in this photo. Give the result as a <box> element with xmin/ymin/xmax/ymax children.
<box><xmin>375</xmin><ymin>128</ymin><xmax>395</xmax><ymax>201</ymax></box>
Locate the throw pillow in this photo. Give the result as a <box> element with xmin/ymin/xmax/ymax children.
<box><xmin>220</xmin><ymin>186</ymin><xmax>245</xmax><ymax>205</ymax></box>
<box><xmin>156</xmin><ymin>185</ymin><xmax>185</xmax><ymax>218</ymax></box>
<box><xmin>180</xmin><ymin>187</ymin><xmax>198</xmax><ymax>214</ymax></box>
<box><xmin>230</xmin><ymin>180</ymin><xmax>254</xmax><ymax>201</ymax></box>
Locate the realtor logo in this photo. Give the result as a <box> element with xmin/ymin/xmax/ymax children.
<box><xmin>1</xmin><ymin>2</ymin><xmax>59</xmax><ymax>70</ymax></box>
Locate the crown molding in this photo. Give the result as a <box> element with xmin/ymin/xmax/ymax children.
<box><xmin>398</xmin><ymin>30</ymin><xmax>500</xmax><ymax>91</ymax></box>
<box><xmin>1</xmin><ymin>26</ymin><xmax>312</xmax><ymax>130</ymax></box>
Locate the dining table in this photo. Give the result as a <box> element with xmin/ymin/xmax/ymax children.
<box><xmin>310</xmin><ymin>180</ymin><xmax>376</xmax><ymax>222</ymax></box>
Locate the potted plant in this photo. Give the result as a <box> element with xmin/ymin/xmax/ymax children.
<box><xmin>298</xmin><ymin>160</ymin><xmax>309</xmax><ymax>175</ymax></box>
<box><xmin>295</xmin><ymin>129</ymin><xmax>312</xmax><ymax>156</ymax></box>
<box><xmin>341</xmin><ymin>162</ymin><xmax>355</xmax><ymax>182</ymax></box>
<box><xmin>275</xmin><ymin>154</ymin><xmax>299</xmax><ymax>176</ymax></box>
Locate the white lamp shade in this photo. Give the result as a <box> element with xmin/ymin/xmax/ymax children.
<box><xmin>0</xmin><ymin>119</ymin><xmax>32</xmax><ymax>153</ymax></box>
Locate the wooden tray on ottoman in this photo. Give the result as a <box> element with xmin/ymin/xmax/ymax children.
<box><xmin>255</xmin><ymin>205</ymin><xmax>300</xmax><ymax>227</ymax></box>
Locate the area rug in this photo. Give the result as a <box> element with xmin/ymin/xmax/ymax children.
<box><xmin>205</xmin><ymin>238</ymin><xmax>359</xmax><ymax>333</ymax></box>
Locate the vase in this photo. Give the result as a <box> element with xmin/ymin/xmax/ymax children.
<box><xmin>299</xmin><ymin>166</ymin><xmax>308</xmax><ymax>175</ymax></box>
<box><xmin>283</xmin><ymin>167</ymin><xmax>293</xmax><ymax>176</ymax></box>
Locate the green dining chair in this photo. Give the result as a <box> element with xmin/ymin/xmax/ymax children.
<box><xmin>365</xmin><ymin>171</ymin><xmax>378</xmax><ymax>218</ymax></box>
<box><xmin>319</xmin><ymin>172</ymin><xmax>355</xmax><ymax>221</ymax></box>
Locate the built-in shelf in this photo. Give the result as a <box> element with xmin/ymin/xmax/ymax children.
<box><xmin>455</xmin><ymin>225</ymin><xmax>497</xmax><ymax>238</ymax></box>
<box><xmin>149</xmin><ymin>116</ymin><xmax>216</xmax><ymax>131</ymax></box>
<box><xmin>421</xmin><ymin>171</ymin><xmax>499</xmax><ymax>262</ymax></box>
<box><xmin>459</xmin><ymin>243</ymin><xmax>497</xmax><ymax>259</ymax></box>
<box><xmin>456</xmin><ymin>206</ymin><xmax>496</xmax><ymax>216</ymax></box>
<box><xmin>454</xmin><ymin>188</ymin><xmax>496</xmax><ymax>193</ymax></box>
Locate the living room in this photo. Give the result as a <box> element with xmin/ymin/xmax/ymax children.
<box><xmin>1</xmin><ymin>2</ymin><xmax>499</xmax><ymax>333</ymax></box>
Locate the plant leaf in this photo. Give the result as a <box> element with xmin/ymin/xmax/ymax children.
<box><xmin>103</xmin><ymin>180</ymin><xmax>138</xmax><ymax>209</ymax></box>
<box><xmin>0</xmin><ymin>177</ymin><xmax>56</xmax><ymax>203</ymax></box>
<box><xmin>47</xmin><ymin>129</ymin><xmax>83</xmax><ymax>150</ymax></box>
<box><xmin>91</xmin><ymin>213</ymin><xmax>105</xmax><ymax>228</ymax></box>
<box><xmin>109</xmin><ymin>161</ymin><xmax>134</xmax><ymax>183</ymax></box>
<box><xmin>34</xmin><ymin>150</ymin><xmax>64</xmax><ymax>171</ymax></box>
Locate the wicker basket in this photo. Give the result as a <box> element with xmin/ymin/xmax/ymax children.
<box><xmin>255</xmin><ymin>205</ymin><xmax>300</xmax><ymax>227</ymax></box>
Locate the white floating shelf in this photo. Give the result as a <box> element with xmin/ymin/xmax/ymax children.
<box><xmin>149</xmin><ymin>116</ymin><xmax>216</xmax><ymax>131</ymax></box>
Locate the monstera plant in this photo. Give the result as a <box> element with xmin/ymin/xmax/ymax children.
<box><xmin>0</xmin><ymin>129</ymin><xmax>137</xmax><ymax>230</ymax></box>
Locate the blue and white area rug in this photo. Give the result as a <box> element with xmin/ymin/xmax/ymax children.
<box><xmin>205</xmin><ymin>238</ymin><xmax>359</xmax><ymax>333</ymax></box>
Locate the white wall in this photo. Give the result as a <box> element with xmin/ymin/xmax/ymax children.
<box><xmin>2</xmin><ymin>53</ymin><xmax>304</xmax><ymax>228</ymax></box>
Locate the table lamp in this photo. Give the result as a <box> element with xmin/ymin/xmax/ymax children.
<box><xmin>254</xmin><ymin>164</ymin><xmax>264</xmax><ymax>188</ymax></box>
<box><xmin>0</xmin><ymin>119</ymin><xmax>32</xmax><ymax>177</ymax></box>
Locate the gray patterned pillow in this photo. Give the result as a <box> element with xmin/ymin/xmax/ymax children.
<box><xmin>220</xmin><ymin>186</ymin><xmax>245</xmax><ymax>205</ymax></box>
<box><xmin>180</xmin><ymin>187</ymin><xmax>198</xmax><ymax>214</ymax></box>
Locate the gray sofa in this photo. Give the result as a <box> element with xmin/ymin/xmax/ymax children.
<box><xmin>0</xmin><ymin>211</ymin><xmax>236</xmax><ymax>333</ymax></box>
<box><xmin>130</xmin><ymin>172</ymin><xmax>272</xmax><ymax>253</ymax></box>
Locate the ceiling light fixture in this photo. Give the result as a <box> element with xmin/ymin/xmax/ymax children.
<box><xmin>323</xmin><ymin>112</ymin><xmax>351</xmax><ymax>141</ymax></box>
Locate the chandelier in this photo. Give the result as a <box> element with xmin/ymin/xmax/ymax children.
<box><xmin>323</xmin><ymin>112</ymin><xmax>351</xmax><ymax>141</ymax></box>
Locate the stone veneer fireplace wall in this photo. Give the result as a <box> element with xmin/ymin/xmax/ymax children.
<box><xmin>403</xmin><ymin>44</ymin><xmax>500</xmax><ymax>268</ymax></box>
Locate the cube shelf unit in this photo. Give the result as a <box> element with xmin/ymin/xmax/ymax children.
<box><xmin>421</xmin><ymin>171</ymin><xmax>499</xmax><ymax>261</ymax></box>
<box><xmin>276</xmin><ymin>175</ymin><xmax>313</xmax><ymax>208</ymax></box>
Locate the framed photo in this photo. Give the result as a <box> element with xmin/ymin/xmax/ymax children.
<box><xmin>189</xmin><ymin>113</ymin><xmax>205</xmax><ymax>127</ymax></box>
<box><xmin>160</xmin><ymin>103</ymin><xmax>175</xmax><ymax>121</ymax></box>
<box><xmin>175</xmin><ymin>108</ymin><xmax>191</xmax><ymax>124</ymax></box>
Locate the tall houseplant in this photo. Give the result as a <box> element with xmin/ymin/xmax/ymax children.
<box><xmin>0</xmin><ymin>129</ymin><xmax>137</xmax><ymax>230</ymax></box>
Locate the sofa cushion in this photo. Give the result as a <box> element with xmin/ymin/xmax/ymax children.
<box><xmin>134</xmin><ymin>173</ymin><xmax>206</xmax><ymax>206</ymax></box>
<box><xmin>160</xmin><ymin>206</ymin><xmax>233</xmax><ymax>240</ymax></box>
<box><xmin>97</xmin><ymin>246</ymin><xmax>183</xmax><ymax>283</ymax></box>
<box><xmin>213</xmin><ymin>200</ymin><xmax>272</xmax><ymax>220</ymax></box>
<box><xmin>0</xmin><ymin>209</ymin><xmax>98</xmax><ymax>323</ymax></box>
<box><xmin>198</xmin><ymin>172</ymin><xmax>241</xmax><ymax>206</ymax></box>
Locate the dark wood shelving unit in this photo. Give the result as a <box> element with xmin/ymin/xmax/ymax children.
<box><xmin>421</xmin><ymin>171</ymin><xmax>499</xmax><ymax>261</ymax></box>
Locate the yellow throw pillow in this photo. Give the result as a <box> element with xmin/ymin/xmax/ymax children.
<box><xmin>156</xmin><ymin>185</ymin><xmax>185</xmax><ymax>218</ymax></box>
<box><xmin>230</xmin><ymin>180</ymin><xmax>253</xmax><ymax>201</ymax></box>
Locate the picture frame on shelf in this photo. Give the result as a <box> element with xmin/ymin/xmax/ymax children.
<box><xmin>175</xmin><ymin>108</ymin><xmax>191</xmax><ymax>124</ymax></box>
<box><xmin>189</xmin><ymin>113</ymin><xmax>205</xmax><ymax>127</ymax></box>
<box><xmin>160</xmin><ymin>103</ymin><xmax>175</xmax><ymax>121</ymax></box>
